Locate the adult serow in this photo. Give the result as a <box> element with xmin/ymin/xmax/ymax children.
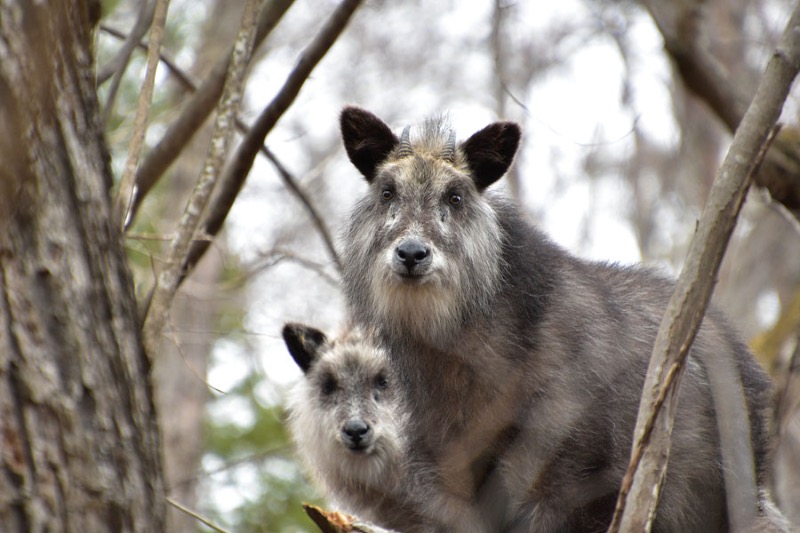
<box><xmin>337</xmin><ymin>106</ymin><xmax>783</xmax><ymax>532</ymax></box>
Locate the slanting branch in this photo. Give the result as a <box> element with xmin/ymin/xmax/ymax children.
<box><xmin>114</xmin><ymin>0</ymin><xmax>171</xmax><ymax>229</ymax></box>
<box><xmin>175</xmin><ymin>0</ymin><xmax>364</xmax><ymax>277</ymax></box>
<box><xmin>643</xmin><ymin>0</ymin><xmax>800</xmax><ymax>220</ymax></box>
<box><xmin>141</xmin><ymin>0</ymin><xmax>263</xmax><ymax>358</ymax></box>
<box><xmin>100</xmin><ymin>0</ymin><xmax>156</xmax><ymax>124</ymax></box>
<box><xmin>100</xmin><ymin>24</ymin><xmax>341</xmax><ymax>275</ymax></box>
<box><xmin>609</xmin><ymin>4</ymin><xmax>800</xmax><ymax>532</ymax></box>
<box><xmin>125</xmin><ymin>0</ymin><xmax>296</xmax><ymax>228</ymax></box>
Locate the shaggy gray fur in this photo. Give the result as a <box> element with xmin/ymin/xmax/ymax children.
<box><xmin>336</xmin><ymin>106</ymin><xmax>779</xmax><ymax>532</ymax></box>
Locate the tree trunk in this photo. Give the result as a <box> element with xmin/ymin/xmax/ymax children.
<box><xmin>0</xmin><ymin>1</ymin><xmax>164</xmax><ymax>531</ymax></box>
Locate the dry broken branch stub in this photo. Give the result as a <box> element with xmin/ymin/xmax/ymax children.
<box><xmin>303</xmin><ymin>504</ymin><xmax>398</xmax><ymax>533</ymax></box>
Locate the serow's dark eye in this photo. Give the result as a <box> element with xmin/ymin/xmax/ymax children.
<box><xmin>448</xmin><ymin>194</ymin><xmax>462</xmax><ymax>207</ymax></box>
<box><xmin>321</xmin><ymin>375</ymin><xmax>337</xmax><ymax>396</ymax></box>
<box><xmin>375</xmin><ymin>374</ymin><xmax>389</xmax><ymax>390</ymax></box>
<box><xmin>382</xmin><ymin>189</ymin><xmax>394</xmax><ymax>202</ymax></box>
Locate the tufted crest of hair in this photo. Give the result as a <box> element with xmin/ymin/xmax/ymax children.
<box><xmin>284</xmin><ymin>325</ymin><xmax>409</xmax><ymax>498</ymax></box>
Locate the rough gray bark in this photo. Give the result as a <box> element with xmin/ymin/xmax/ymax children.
<box><xmin>610</xmin><ymin>3</ymin><xmax>800</xmax><ymax>531</ymax></box>
<box><xmin>0</xmin><ymin>1</ymin><xmax>164</xmax><ymax>531</ymax></box>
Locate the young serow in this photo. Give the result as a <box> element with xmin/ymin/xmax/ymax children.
<box><xmin>282</xmin><ymin>323</ymin><xmax>493</xmax><ymax>532</ymax></box>
<box><xmin>336</xmin><ymin>106</ymin><xmax>785</xmax><ymax>532</ymax></box>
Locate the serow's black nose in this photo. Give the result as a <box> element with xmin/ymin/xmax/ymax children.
<box><xmin>342</xmin><ymin>419</ymin><xmax>372</xmax><ymax>449</ymax></box>
<box><xmin>395</xmin><ymin>239</ymin><xmax>431</xmax><ymax>270</ymax></box>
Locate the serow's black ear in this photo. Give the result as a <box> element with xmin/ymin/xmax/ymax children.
<box><xmin>340</xmin><ymin>106</ymin><xmax>399</xmax><ymax>182</ymax></box>
<box><xmin>460</xmin><ymin>122</ymin><xmax>521</xmax><ymax>190</ymax></box>
<box><xmin>282</xmin><ymin>323</ymin><xmax>328</xmax><ymax>374</ymax></box>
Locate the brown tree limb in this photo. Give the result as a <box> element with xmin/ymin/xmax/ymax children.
<box><xmin>99</xmin><ymin>23</ymin><xmax>341</xmax><ymax>277</ymax></box>
<box><xmin>175</xmin><ymin>0</ymin><xmax>365</xmax><ymax>279</ymax></box>
<box><xmin>643</xmin><ymin>0</ymin><xmax>800</xmax><ymax>220</ymax></box>
<box><xmin>141</xmin><ymin>0</ymin><xmax>263</xmax><ymax>358</ymax></box>
<box><xmin>114</xmin><ymin>0</ymin><xmax>172</xmax><ymax>229</ymax></box>
<box><xmin>609</xmin><ymin>3</ymin><xmax>800</xmax><ymax>531</ymax></box>
<box><xmin>125</xmin><ymin>0</ymin><xmax>296</xmax><ymax>228</ymax></box>
<box><xmin>201</xmin><ymin>0</ymin><xmax>363</xmax><ymax>271</ymax></box>
<box><xmin>99</xmin><ymin>24</ymin><xmax>197</xmax><ymax>94</ymax></box>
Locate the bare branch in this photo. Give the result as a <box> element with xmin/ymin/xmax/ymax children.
<box><xmin>179</xmin><ymin>142</ymin><xmax>342</xmax><ymax>287</ymax></box>
<box><xmin>215</xmin><ymin>0</ymin><xmax>363</xmax><ymax>241</ymax></box>
<box><xmin>114</xmin><ymin>0</ymin><xmax>172</xmax><ymax>229</ymax></box>
<box><xmin>166</xmin><ymin>498</ymin><xmax>232</xmax><ymax>533</ymax></box>
<box><xmin>175</xmin><ymin>0</ymin><xmax>365</xmax><ymax>280</ymax></box>
<box><xmin>126</xmin><ymin>0</ymin><xmax>296</xmax><ymax>227</ymax></box>
<box><xmin>141</xmin><ymin>0</ymin><xmax>264</xmax><ymax>358</ymax></box>
<box><xmin>643</xmin><ymin>0</ymin><xmax>800</xmax><ymax>221</ymax></box>
<box><xmin>609</xmin><ymin>4</ymin><xmax>800</xmax><ymax>531</ymax></box>
<box><xmin>99</xmin><ymin>24</ymin><xmax>196</xmax><ymax>92</ymax></box>
<box><xmin>103</xmin><ymin>22</ymin><xmax>341</xmax><ymax>286</ymax></box>
<box><xmin>100</xmin><ymin>0</ymin><xmax>156</xmax><ymax>125</ymax></box>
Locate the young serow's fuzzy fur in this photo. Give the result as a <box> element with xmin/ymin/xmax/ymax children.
<box><xmin>282</xmin><ymin>324</ymin><xmax>492</xmax><ymax>532</ymax></box>
<box><xmin>282</xmin><ymin>324</ymin><xmax>411</xmax><ymax>529</ymax></box>
<box><xmin>337</xmin><ymin>106</ymin><xmax>784</xmax><ymax>532</ymax></box>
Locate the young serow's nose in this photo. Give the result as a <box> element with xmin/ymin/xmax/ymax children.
<box><xmin>342</xmin><ymin>419</ymin><xmax>372</xmax><ymax>449</ymax></box>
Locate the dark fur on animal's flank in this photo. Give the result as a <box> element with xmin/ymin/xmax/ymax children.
<box><xmin>337</xmin><ymin>106</ymin><xmax>781</xmax><ymax>532</ymax></box>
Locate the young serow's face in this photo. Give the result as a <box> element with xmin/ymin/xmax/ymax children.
<box><xmin>283</xmin><ymin>324</ymin><xmax>406</xmax><ymax>483</ymax></box>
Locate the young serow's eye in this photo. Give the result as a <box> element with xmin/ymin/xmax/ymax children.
<box><xmin>321</xmin><ymin>375</ymin><xmax>337</xmax><ymax>396</ymax></box>
<box><xmin>381</xmin><ymin>189</ymin><xmax>394</xmax><ymax>202</ymax></box>
<box><xmin>448</xmin><ymin>193</ymin><xmax>462</xmax><ymax>207</ymax></box>
<box><xmin>375</xmin><ymin>374</ymin><xmax>389</xmax><ymax>390</ymax></box>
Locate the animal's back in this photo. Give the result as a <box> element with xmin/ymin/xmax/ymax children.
<box><xmin>497</xmin><ymin>235</ymin><xmax>773</xmax><ymax>531</ymax></box>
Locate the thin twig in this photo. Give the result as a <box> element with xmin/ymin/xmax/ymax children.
<box><xmin>609</xmin><ymin>4</ymin><xmax>800</xmax><ymax>530</ymax></box>
<box><xmin>100</xmin><ymin>1</ymin><xmax>156</xmax><ymax>125</ymax></box>
<box><xmin>100</xmin><ymin>23</ymin><xmax>341</xmax><ymax>273</ymax></box>
<box><xmin>211</xmin><ymin>0</ymin><xmax>362</xmax><ymax>267</ymax></box>
<box><xmin>114</xmin><ymin>0</ymin><xmax>172</xmax><ymax>229</ymax></box>
<box><xmin>141</xmin><ymin>0</ymin><xmax>264</xmax><ymax>358</ymax></box>
<box><xmin>166</xmin><ymin>497</ymin><xmax>232</xmax><ymax>533</ymax></box>
<box><xmin>171</xmin><ymin>444</ymin><xmax>293</xmax><ymax>490</ymax></box>
<box><xmin>99</xmin><ymin>24</ymin><xmax>195</xmax><ymax>92</ymax></box>
<box><xmin>127</xmin><ymin>0</ymin><xmax>296</xmax><ymax>226</ymax></box>
<box><xmin>179</xmin><ymin>0</ymin><xmax>365</xmax><ymax>276</ymax></box>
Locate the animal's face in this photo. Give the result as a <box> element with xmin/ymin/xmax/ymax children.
<box><xmin>283</xmin><ymin>324</ymin><xmax>407</xmax><ymax>485</ymax></box>
<box><xmin>306</xmin><ymin>344</ymin><xmax>396</xmax><ymax>455</ymax></box>
<box><xmin>339</xmin><ymin>107</ymin><xmax>521</xmax><ymax>340</ymax></box>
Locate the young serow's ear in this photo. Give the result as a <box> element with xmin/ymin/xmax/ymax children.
<box><xmin>460</xmin><ymin>122</ymin><xmax>521</xmax><ymax>190</ymax></box>
<box><xmin>282</xmin><ymin>323</ymin><xmax>329</xmax><ymax>374</ymax></box>
<box><xmin>340</xmin><ymin>106</ymin><xmax>399</xmax><ymax>182</ymax></box>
